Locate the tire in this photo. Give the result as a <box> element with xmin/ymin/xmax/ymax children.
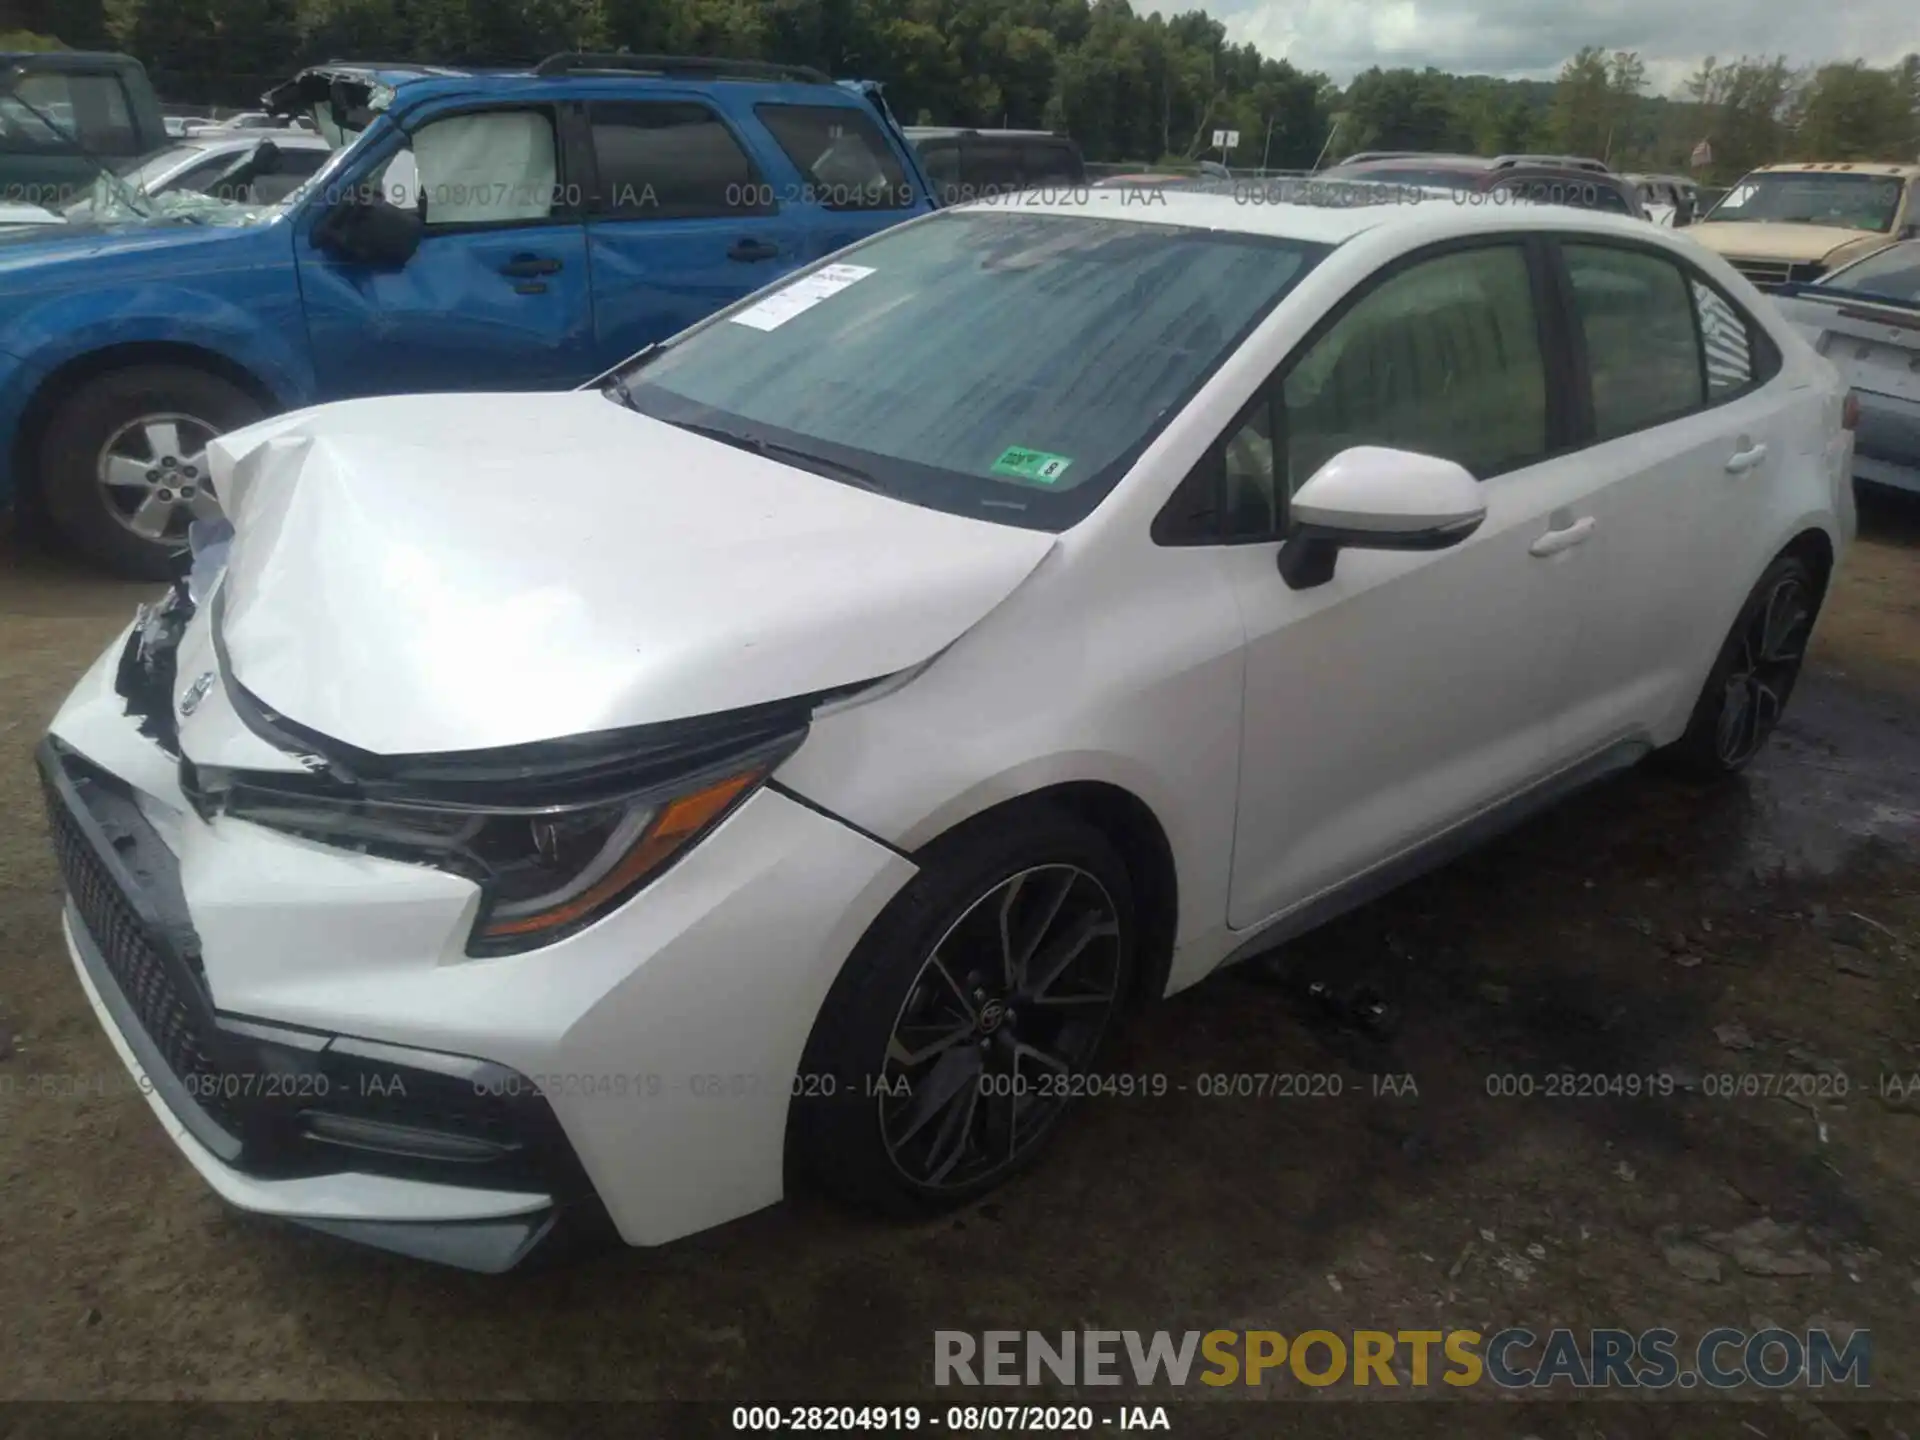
<box><xmin>37</xmin><ymin>364</ymin><xmax>264</xmax><ymax>580</ymax></box>
<box><xmin>1662</xmin><ymin>554</ymin><xmax>1820</xmax><ymax>778</ymax></box>
<box><xmin>790</xmin><ymin>805</ymin><xmax>1137</xmax><ymax>1215</ymax></box>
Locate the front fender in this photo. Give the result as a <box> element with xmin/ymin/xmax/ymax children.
<box><xmin>0</xmin><ymin>268</ymin><xmax>315</xmax><ymax>418</ymax></box>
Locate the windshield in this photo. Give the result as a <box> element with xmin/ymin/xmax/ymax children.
<box><xmin>608</xmin><ymin>210</ymin><xmax>1327</xmax><ymax>530</ymax></box>
<box><xmin>1822</xmin><ymin>242</ymin><xmax>1920</xmax><ymax>305</ymax></box>
<box><xmin>1704</xmin><ymin>173</ymin><xmax>1906</xmax><ymax>232</ymax></box>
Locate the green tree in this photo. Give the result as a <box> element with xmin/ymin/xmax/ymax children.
<box><xmin>1551</xmin><ymin>46</ymin><xmax>1644</xmax><ymax>162</ymax></box>
<box><xmin>1684</xmin><ymin>54</ymin><xmax>1798</xmax><ymax>180</ymax></box>
<box><xmin>1340</xmin><ymin>67</ymin><xmax>1454</xmax><ymax>153</ymax></box>
<box><xmin>1795</xmin><ymin>60</ymin><xmax>1911</xmax><ymax>159</ymax></box>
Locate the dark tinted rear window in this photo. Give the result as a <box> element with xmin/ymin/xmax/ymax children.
<box><xmin>588</xmin><ymin>101</ymin><xmax>765</xmax><ymax>218</ymax></box>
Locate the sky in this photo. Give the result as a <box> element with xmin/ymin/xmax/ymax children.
<box><xmin>1208</xmin><ymin>0</ymin><xmax>1920</xmax><ymax>93</ymax></box>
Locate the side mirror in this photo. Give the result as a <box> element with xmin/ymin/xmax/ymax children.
<box><xmin>1277</xmin><ymin>446</ymin><xmax>1486</xmax><ymax>591</ymax></box>
<box><xmin>312</xmin><ymin>187</ymin><xmax>423</xmax><ymax>268</ymax></box>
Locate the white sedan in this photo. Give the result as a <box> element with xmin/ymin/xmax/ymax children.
<box><xmin>0</xmin><ymin>134</ymin><xmax>334</xmax><ymax>228</ymax></box>
<box><xmin>42</xmin><ymin>190</ymin><xmax>1855</xmax><ymax>1271</ymax></box>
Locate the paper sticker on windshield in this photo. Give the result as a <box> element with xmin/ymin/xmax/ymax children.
<box><xmin>991</xmin><ymin>446</ymin><xmax>1073</xmax><ymax>485</ymax></box>
<box><xmin>730</xmin><ymin>263</ymin><xmax>875</xmax><ymax>332</ymax></box>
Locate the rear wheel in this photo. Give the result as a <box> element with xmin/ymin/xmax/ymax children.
<box><xmin>1663</xmin><ymin>554</ymin><xmax>1819</xmax><ymax>777</ymax></box>
<box><xmin>37</xmin><ymin>364</ymin><xmax>262</xmax><ymax>579</ymax></box>
<box><xmin>791</xmin><ymin>807</ymin><xmax>1136</xmax><ymax>1213</ymax></box>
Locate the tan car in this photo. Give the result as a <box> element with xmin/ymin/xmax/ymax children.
<box><xmin>1688</xmin><ymin>161</ymin><xmax>1920</xmax><ymax>288</ymax></box>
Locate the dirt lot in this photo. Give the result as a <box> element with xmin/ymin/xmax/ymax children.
<box><xmin>2</xmin><ymin>500</ymin><xmax>1919</xmax><ymax>1439</ymax></box>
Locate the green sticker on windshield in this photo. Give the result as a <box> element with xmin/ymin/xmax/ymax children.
<box><xmin>991</xmin><ymin>446</ymin><xmax>1073</xmax><ymax>485</ymax></box>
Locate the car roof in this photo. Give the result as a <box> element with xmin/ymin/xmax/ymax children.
<box><xmin>1331</xmin><ymin>157</ymin><xmax>1629</xmax><ymax>187</ymax></box>
<box><xmin>956</xmin><ymin>184</ymin><xmax>1660</xmax><ymax>246</ymax></box>
<box><xmin>1753</xmin><ymin>161</ymin><xmax>1920</xmax><ymax>179</ymax></box>
<box><xmin>1339</xmin><ymin>154</ymin><xmax>1493</xmax><ymax>171</ymax></box>
<box><xmin>0</xmin><ymin>50</ymin><xmax>147</xmax><ymax>72</ymax></box>
<box><xmin>904</xmin><ymin>127</ymin><xmax>1067</xmax><ymax>140</ymax></box>
<box><xmin>261</xmin><ymin>58</ymin><xmax>877</xmax><ymax>118</ymax></box>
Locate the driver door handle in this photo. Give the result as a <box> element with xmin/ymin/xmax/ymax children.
<box><xmin>1529</xmin><ymin>515</ymin><xmax>1596</xmax><ymax>557</ymax></box>
<box><xmin>728</xmin><ymin>238</ymin><xmax>781</xmax><ymax>262</ymax></box>
<box><xmin>500</xmin><ymin>253</ymin><xmax>563</xmax><ymax>277</ymax></box>
<box><xmin>1725</xmin><ymin>442</ymin><xmax>1768</xmax><ymax>474</ymax></box>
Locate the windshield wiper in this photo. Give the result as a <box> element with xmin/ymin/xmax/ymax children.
<box><xmin>595</xmin><ymin>344</ymin><xmax>662</xmax><ymax>411</ymax></box>
<box><xmin>660</xmin><ymin>417</ymin><xmax>886</xmax><ymax>494</ymax></box>
<box><xmin>752</xmin><ymin>436</ymin><xmax>887</xmax><ymax>494</ymax></box>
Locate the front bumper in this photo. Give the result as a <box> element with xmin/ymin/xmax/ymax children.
<box><xmin>44</xmin><ymin>618</ymin><xmax>916</xmax><ymax>1266</ymax></box>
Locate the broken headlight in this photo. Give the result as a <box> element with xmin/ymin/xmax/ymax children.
<box><xmin>196</xmin><ymin>758</ymin><xmax>773</xmax><ymax>956</ymax></box>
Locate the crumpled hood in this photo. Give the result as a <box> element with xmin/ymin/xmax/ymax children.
<box><xmin>205</xmin><ymin>391</ymin><xmax>1057</xmax><ymax>755</ymax></box>
<box><xmin>1688</xmin><ymin>221</ymin><xmax>1881</xmax><ymax>266</ymax></box>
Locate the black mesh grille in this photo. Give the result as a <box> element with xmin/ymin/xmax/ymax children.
<box><xmin>41</xmin><ymin>772</ymin><xmax>233</xmax><ymax>1128</ymax></box>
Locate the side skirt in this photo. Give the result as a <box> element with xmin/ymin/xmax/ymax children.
<box><xmin>1218</xmin><ymin>736</ymin><xmax>1653</xmax><ymax>971</ymax></box>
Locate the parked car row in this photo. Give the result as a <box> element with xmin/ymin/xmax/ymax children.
<box><xmin>2</xmin><ymin>44</ymin><xmax>1914</xmax><ymax>589</ymax></box>
<box><xmin>1774</xmin><ymin>239</ymin><xmax>1920</xmax><ymax>495</ymax></box>
<box><xmin>1318</xmin><ymin>152</ymin><xmax>1650</xmax><ymax>220</ymax></box>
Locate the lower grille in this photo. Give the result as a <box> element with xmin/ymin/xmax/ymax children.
<box><xmin>41</xmin><ymin>737</ymin><xmax>597</xmax><ymax>1197</ymax></box>
<box><xmin>40</xmin><ymin>764</ymin><xmax>238</xmax><ymax>1134</ymax></box>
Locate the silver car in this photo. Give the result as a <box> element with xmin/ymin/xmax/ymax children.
<box><xmin>1775</xmin><ymin>240</ymin><xmax>1920</xmax><ymax>495</ymax></box>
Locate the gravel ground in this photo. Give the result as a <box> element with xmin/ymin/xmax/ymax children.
<box><xmin>1</xmin><ymin>499</ymin><xmax>1918</xmax><ymax>1439</ymax></box>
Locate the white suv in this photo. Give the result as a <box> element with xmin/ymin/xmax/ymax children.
<box><xmin>42</xmin><ymin>187</ymin><xmax>1856</xmax><ymax>1270</ymax></box>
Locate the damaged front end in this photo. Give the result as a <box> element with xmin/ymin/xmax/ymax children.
<box><xmin>182</xmin><ymin>605</ymin><xmax>812</xmax><ymax>957</ymax></box>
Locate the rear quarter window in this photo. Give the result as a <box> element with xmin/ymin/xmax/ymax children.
<box><xmin>755</xmin><ymin>103</ymin><xmax>915</xmax><ymax>211</ymax></box>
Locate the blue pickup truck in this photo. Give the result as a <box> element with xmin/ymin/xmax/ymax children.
<box><xmin>0</xmin><ymin>54</ymin><xmax>936</xmax><ymax>576</ymax></box>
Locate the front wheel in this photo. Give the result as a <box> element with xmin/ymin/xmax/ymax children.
<box><xmin>1663</xmin><ymin>554</ymin><xmax>1820</xmax><ymax>777</ymax></box>
<box><xmin>791</xmin><ymin>807</ymin><xmax>1137</xmax><ymax>1214</ymax></box>
<box><xmin>37</xmin><ymin>364</ymin><xmax>263</xmax><ymax>579</ymax></box>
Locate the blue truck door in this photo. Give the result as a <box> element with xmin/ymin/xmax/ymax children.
<box><xmin>295</xmin><ymin>103</ymin><xmax>596</xmax><ymax>398</ymax></box>
<box><xmin>750</xmin><ymin>95</ymin><xmax>929</xmax><ymax>261</ymax></box>
<box><xmin>570</xmin><ymin>94</ymin><xmax>800</xmax><ymax>370</ymax></box>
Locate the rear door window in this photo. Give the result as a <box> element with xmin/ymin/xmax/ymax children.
<box><xmin>588</xmin><ymin>101</ymin><xmax>765</xmax><ymax>219</ymax></box>
<box><xmin>755</xmin><ymin>103</ymin><xmax>913</xmax><ymax>211</ymax></box>
<box><xmin>1563</xmin><ymin>243</ymin><xmax>1703</xmax><ymax>436</ymax></box>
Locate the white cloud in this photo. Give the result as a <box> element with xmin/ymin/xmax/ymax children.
<box><xmin>1207</xmin><ymin>0</ymin><xmax>1920</xmax><ymax>90</ymax></box>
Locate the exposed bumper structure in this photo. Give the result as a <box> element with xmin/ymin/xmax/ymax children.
<box><xmin>43</xmin><ymin>615</ymin><xmax>916</xmax><ymax>1268</ymax></box>
<box><xmin>1853</xmin><ymin>388</ymin><xmax>1920</xmax><ymax>497</ymax></box>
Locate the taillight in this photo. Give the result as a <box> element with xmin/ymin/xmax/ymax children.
<box><xmin>1842</xmin><ymin>392</ymin><xmax>1860</xmax><ymax>431</ymax></box>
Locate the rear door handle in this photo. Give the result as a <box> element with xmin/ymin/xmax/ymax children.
<box><xmin>500</xmin><ymin>254</ymin><xmax>563</xmax><ymax>278</ymax></box>
<box><xmin>728</xmin><ymin>238</ymin><xmax>780</xmax><ymax>262</ymax></box>
<box><xmin>1725</xmin><ymin>442</ymin><xmax>1768</xmax><ymax>473</ymax></box>
<box><xmin>1529</xmin><ymin>515</ymin><xmax>1596</xmax><ymax>557</ymax></box>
